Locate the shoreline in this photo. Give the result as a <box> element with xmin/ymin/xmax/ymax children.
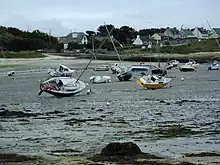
<box><xmin>49</xmin><ymin>52</ymin><xmax>220</xmax><ymax>63</ymax></box>
<box><xmin>1</xmin><ymin>151</ymin><xmax>219</xmax><ymax>165</ymax></box>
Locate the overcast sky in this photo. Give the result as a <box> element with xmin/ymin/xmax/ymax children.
<box><xmin>1</xmin><ymin>0</ymin><xmax>219</xmax><ymax>36</ymax></box>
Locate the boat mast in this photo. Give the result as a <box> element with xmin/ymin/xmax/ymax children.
<box><xmin>156</xmin><ymin>40</ymin><xmax>160</xmax><ymax>68</ymax></box>
<box><xmin>207</xmin><ymin>20</ymin><xmax>220</xmax><ymax>48</ymax></box>
<box><xmin>104</xmin><ymin>23</ymin><xmax>122</xmax><ymax>63</ymax></box>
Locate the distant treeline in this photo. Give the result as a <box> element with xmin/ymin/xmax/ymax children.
<box><xmin>67</xmin><ymin>24</ymin><xmax>171</xmax><ymax>50</ymax></box>
<box><xmin>0</xmin><ymin>26</ymin><xmax>63</xmax><ymax>52</ymax></box>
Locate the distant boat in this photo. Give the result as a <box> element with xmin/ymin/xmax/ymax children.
<box><xmin>47</xmin><ymin>64</ymin><xmax>75</xmax><ymax>77</ymax></box>
<box><xmin>130</xmin><ymin>62</ymin><xmax>150</xmax><ymax>72</ymax></box>
<box><xmin>179</xmin><ymin>59</ymin><xmax>198</xmax><ymax>72</ymax></box>
<box><xmin>208</xmin><ymin>62</ymin><xmax>220</xmax><ymax>70</ymax></box>
<box><xmin>105</xmin><ymin>25</ymin><xmax>132</xmax><ymax>81</ymax></box>
<box><xmin>89</xmin><ymin>76</ymin><xmax>111</xmax><ymax>83</ymax></box>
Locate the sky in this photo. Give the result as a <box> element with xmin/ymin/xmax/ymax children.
<box><xmin>1</xmin><ymin>0</ymin><xmax>219</xmax><ymax>36</ymax></box>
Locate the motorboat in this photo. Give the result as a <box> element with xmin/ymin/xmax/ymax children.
<box><xmin>208</xmin><ymin>62</ymin><xmax>220</xmax><ymax>70</ymax></box>
<box><xmin>186</xmin><ymin>59</ymin><xmax>199</xmax><ymax>68</ymax></box>
<box><xmin>166</xmin><ymin>60</ymin><xmax>180</xmax><ymax>70</ymax></box>
<box><xmin>89</xmin><ymin>76</ymin><xmax>111</xmax><ymax>83</ymax></box>
<box><xmin>38</xmin><ymin>77</ymin><xmax>88</xmax><ymax>97</ymax></box>
<box><xmin>47</xmin><ymin>64</ymin><xmax>75</xmax><ymax>77</ymax></box>
<box><xmin>93</xmin><ymin>65</ymin><xmax>109</xmax><ymax>71</ymax></box>
<box><xmin>179</xmin><ymin>59</ymin><xmax>198</xmax><ymax>72</ymax></box>
<box><xmin>130</xmin><ymin>62</ymin><xmax>150</xmax><ymax>72</ymax></box>
<box><xmin>117</xmin><ymin>69</ymin><xmax>133</xmax><ymax>81</ymax></box>
<box><xmin>136</xmin><ymin>75</ymin><xmax>171</xmax><ymax>89</ymax></box>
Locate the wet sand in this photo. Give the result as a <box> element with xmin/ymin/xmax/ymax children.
<box><xmin>0</xmin><ymin>55</ymin><xmax>220</xmax><ymax>164</ymax></box>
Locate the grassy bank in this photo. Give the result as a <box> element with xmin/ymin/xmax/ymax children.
<box><xmin>0</xmin><ymin>52</ymin><xmax>46</xmax><ymax>58</ymax></box>
<box><xmin>51</xmin><ymin>52</ymin><xmax>220</xmax><ymax>63</ymax></box>
<box><xmin>160</xmin><ymin>39</ymin><xmax>220</xmax><ymax>54</ymax></box>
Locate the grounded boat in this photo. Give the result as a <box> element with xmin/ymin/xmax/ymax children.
<box><xmin>130</xmin><ymin>62</ymin><xmax>150</xmax><ymax>72</ymax></box>
<box><xmin>93</xmin><ymin>65</ymin><xmax>109</xmax><ymax>71</ymax></box>
<box><xmin>208</xmin><ymin>62</ymin><xmax>220</xmax><ymax>70</ymax></box>
<box><xmin>47</xmin><ymin>64</ymin><xmax>75</xmax><ymax>77</ymax></box>
<box><xmin>7</xmin><ymin>70</ymin><xmax>15</xmax><ymax>76</ymax></box>
<box><xmin>166</xmin><ymin>60</ymin><xmax>180</xmax><ymax>70</ymax></box>
<box><xmin>104</xmin><ymin>24</ymin><xmax>132</xmax><ymax>81</ymax></box>
<box><xmin>179</xmin><ymin>65</ymin><xmax>196</xmax><ymax>72</ymax></box>
<box><xmin>89</xmin><ymin>76</ymin><xmax>111</xmax><ymax>83</ymax></box>
<box><xmin>117</xmin><ymin>69</ymin><xmax>133</xmax><ymax>81</ymax></box>
<box><xmin>179</xmin><ymin>59</ymin><xmax>198</xmax><ymax>72</ymax></box>
<box><xmin>38</xmin><ymin>77</ymin><xmax>87</xmax><ymax>97</ymax></box>
<box><xmin>136</xmin><ymin>75</ymin><xmax>171</xmax><ymax>89</ymax></box>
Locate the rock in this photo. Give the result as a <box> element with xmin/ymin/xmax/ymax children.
<box><xmin>88</xmin><ymin>142</ymin><xmax>164</xmax><ymax>163</ymax></box>
<box><xmin>96</xmin><ymin>109</ymin><xmax>104</xmax><ymax>112</ymax></box>
<box><xmin>100</xmin><ymin>142</ymin><xmax>141</xmax><ymax>156</ymax></box>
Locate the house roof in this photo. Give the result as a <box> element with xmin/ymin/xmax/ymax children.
<box><xmin>197</xmin><ymin>28</ymin><xmax>208</xmax><ymax>34</ymax></box>
<box><xmin>59</xmin><ymin>32</ymin><xmax>86</xmax><ymax>44</ymax></box>
<box><xmin>181</xmin><ymin>29</ymin><xmax>193</xmax><ymax>36</ymax></box>
<box><xmin>156</xmin><ymin>33</ymin><xmax>165</xmax><ymax>37</ymax></box>
<box><xmin>169</xmin><ymin>28</ymin><xmax>180</xmax><ymax>35</ymax></box>
<box><xmin>213</xmin><ymin>28</ymin><xmax>220</xmax><ymax>35</ymax></box>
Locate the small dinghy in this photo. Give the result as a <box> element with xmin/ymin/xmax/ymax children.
<box><xmin>93</xmin><ymin>65</ymin><xmax>109</xmax><ymax>71</ymax></box>
<box><xmin>136</xmin><ymin>75</ymin><xmax>171</xmax><ymax>89</ymax></box>
<box><xmin>7</xmin><ymin>70</ymin><xmax>15</xmax><ymax>76</ymax></box>
<box><xmin>38</xmin><ymin>77</ymin><xmax>88</xmax><ymax>97</ymax></box>
<box><xmin>89</xmin><ymin>76</ymin><xmax>111</xmax><ymax>83</ymax></box>
<box><xmin>48</xmin><ymin>64</ymin><xmax>75</xmax><ymax>77</ymax></box>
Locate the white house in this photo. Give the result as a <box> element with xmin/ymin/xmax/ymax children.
<box><xmin>151</xmin><ymin>33</ymin><xmax>165</xmax><ymax>41</ymax></box>
<box><xmin>210</xmin><ymin>28</ymin><xmax>220</xmax><ymax>38</ymax></box>
<box><xmin>59</xmin><ymin>32</ymin><xmax>88</xmax><ymax>49</ymax></box>
<box><xmin>164</xmin><ymin>27</ymin><xmax>180</xmax><ymax>39</ymax></box>
<box><xmin>193</xmin><ymin>27</ymin><xmax>209</xmax><ymax>39</ymax></box>
<box><xmin>132</xmin><ymin>35</ymin><xmax>143</xmax><ymax>45</ymax></box>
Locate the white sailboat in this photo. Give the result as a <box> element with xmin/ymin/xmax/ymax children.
<box><xmin>38</xmin><ymin>53</ymin><xmax>95</xmax><ymax>97</ymax></box>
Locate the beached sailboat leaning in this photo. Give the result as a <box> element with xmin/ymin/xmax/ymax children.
<box><xmin>38</xmin><ymin>53</ymin><xmax>95</xmax><ymax>97</ymax></box>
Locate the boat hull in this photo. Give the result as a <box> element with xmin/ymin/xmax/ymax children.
<box><xmin>117</xmin><ymin>71</ymin><xmax>132</xmax><ymax>81</ymax></box>
<box><xmin>179</xmin><ymin>67</ymin><xmax>195</xmax><ymax>72</ymax></box>
<box><xmin>93</xmin><ymin>68</ymin><xmax>109</xmax><ymax>71</ymax></box>
<box><xmin>130</xmin><ymin>65</ymin><xmax>150</xmax><ymax>72</ymax></box>
<box><xmin>136</xmin><ymin>79</ymin><xmax>167</xmax><ymax>89</ymax></box>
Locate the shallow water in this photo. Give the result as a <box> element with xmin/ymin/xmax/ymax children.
<box><xmin>0</xmin><ymin>62</ymin><xmax>220</xmax><ymax>158</ymax></box>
